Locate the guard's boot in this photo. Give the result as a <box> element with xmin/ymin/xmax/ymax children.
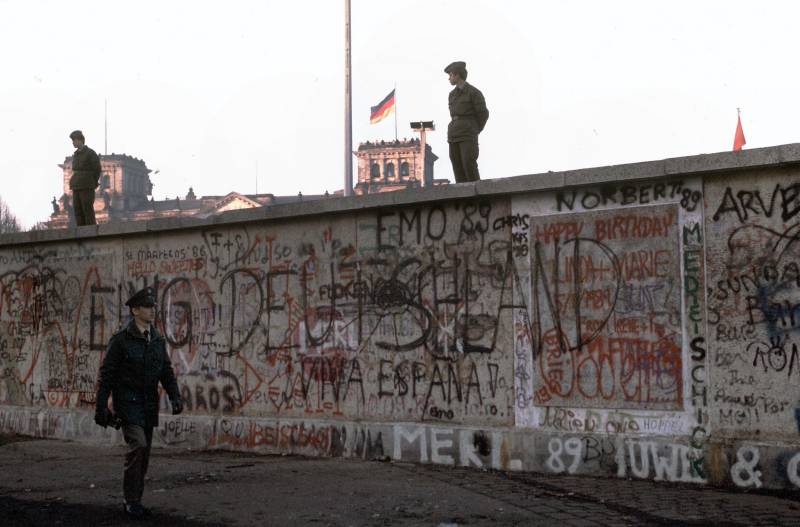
<box><xmin>124</xmin><ymin>502</ymin><xmax>151</xmax><ymax>518</ymax></box>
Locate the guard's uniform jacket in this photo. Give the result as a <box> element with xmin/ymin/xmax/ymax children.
<box><xmin>96</xmin><ymin>320</ymin><xmax>180</xmax><ymax>428</ymax></box>
<box><xmin>69</xmin><ymin>146</ymin><xmax>102</xmax><ymax>190</ymax></box>
<box><xmin>447</xmin><ymin>82</ymin><xmax>489</xmax><ymax>143</ymax></box>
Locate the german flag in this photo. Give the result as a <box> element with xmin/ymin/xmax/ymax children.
<box><xmin>370</xmin><ymin>89</ymin><xmax>395</xmax><ymax>124</ymax></box>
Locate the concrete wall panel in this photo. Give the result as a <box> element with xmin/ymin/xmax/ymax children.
<box><xmin>705</xmin><ymin>169</ymin><xmax>800</xmax><ymax>441</ymax></box>
<box><xmin>4</xmin><ymin>148</ymin><xmax>800</xmax><ymax>490</ymax></box>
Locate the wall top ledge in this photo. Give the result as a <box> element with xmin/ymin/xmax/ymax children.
<box><xmin>3</xmin><ymin>143</ymin><xmax>800</xmax><ymax>248</ymax></box>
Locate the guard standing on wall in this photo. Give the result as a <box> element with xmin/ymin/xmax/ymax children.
<box><xmin>445</xmin><ymin>61</ymin><xmax>489</xmax><ymax>183</ymax></box>
<box><xmin>94</xmin><ymin>287</ymin><xmax>183</xmax><ymax>518</ymax></box>
<box><xmin>68</xmin><ymin>130</ymin><xmax>102</xmax><ymax>226</ymax></box>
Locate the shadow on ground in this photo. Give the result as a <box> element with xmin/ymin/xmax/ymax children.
<box><xmin>0</xmin><ymin>496</ymin><xmax>224</xmax><ymax>527</ymax></box>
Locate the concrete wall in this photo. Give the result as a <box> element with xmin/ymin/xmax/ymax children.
<box><xmin>3</xmin><ymin>145</ymin><xmax>800</xmax><ymax>490</ymax></box>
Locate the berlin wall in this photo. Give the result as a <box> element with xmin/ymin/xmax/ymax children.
<box><xmin>2</xmin><ymin>144</ymin><xmax>800</xmax><ymax>490</ymax></box>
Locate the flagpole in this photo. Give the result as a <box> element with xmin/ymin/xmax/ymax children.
<box><xmin>104</xmin><ymin>98</ymin><xmax>108</xmax><ymax>155</ymax></box>
<box><xmin>344</xmin><ymin>0</ymin><xmax>353</xmax><ymax>197</ymax></box>
<box><xmin>394</xmin><ymin>82</ymin><xmax>398</xmax><ymax>141</ymax></box>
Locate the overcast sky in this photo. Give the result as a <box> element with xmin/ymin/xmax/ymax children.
<box><xmin>1</xmin><ymin>0</ymin><xmax>798</xmax><ymax>228</ymax></box>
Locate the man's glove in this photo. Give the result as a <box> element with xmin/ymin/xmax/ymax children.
<box><xmin>171</xmin><ymin>400</ymin><xmax>183</xmax><ymax>415</ymax></box>
<box><xmin>94</xmin><ymin>407</ymin><xmax>112</xmax><ymax>428</ymax></box>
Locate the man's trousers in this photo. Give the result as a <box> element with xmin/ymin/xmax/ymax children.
<box><xmin>72</xmin><ymin>189</ymin><xmax>96</xmax><ymax>226</ymax></box>
<box><xmin>449</xmin><ymin>139</ymin><xmax>481</xmax><ymax>183</ymax></box>
<box><xmin>122</xmin><ymin>424</ymin><xmax>153</xmax><ymax>504</ymax></box>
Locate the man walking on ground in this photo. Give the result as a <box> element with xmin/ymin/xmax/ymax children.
<box><xmin>94</xmin><ymin>287</ymin><xmax>183</xmax><ymax>518</ymax></box>
<box><xmin>68</xmin><ymin>130</ymin><xmax>101</xmax><ymax>226</ymax></box>
<box><xmin>445</xmin><ymin>61</ymin><xmax>489</xmax><ymax>183</ymax></box>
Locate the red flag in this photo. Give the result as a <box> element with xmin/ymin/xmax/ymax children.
<box><xmin>733</xmin><ymin>113</ymin><xmax>746</xmax><ymax>151</ymax></box>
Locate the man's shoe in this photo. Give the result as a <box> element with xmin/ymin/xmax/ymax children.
<box><xmin>124</xmin><ymin>502</ymin><xmax>152</xmax><ymax>518</ymax></box>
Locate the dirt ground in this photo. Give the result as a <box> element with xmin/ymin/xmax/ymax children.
<box><xmin>1</xmin><ymin>434</ymin><xmax>799</xmax><ymax>527</ymax></box>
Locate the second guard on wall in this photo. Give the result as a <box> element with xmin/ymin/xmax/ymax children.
<box><xmin>68</xmin><ymin>129</ymin><xmax>102</xmax><ymax>226</ymax></box>
<box><xmin>445</xmin><ymin>61</ymin><xmax>489</xmax><ymax>183</ymax></box>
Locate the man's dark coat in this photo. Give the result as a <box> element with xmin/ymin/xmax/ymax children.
<box><xmin>96</xmin><ymin>321</ymin><xmax>180</xmax><ymax>428</ymax></box>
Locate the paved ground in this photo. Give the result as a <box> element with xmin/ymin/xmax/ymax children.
<box><xmin>1</xmin><ymin>434</ymin><xmax>799</xmax><ymax>526</ymax></box>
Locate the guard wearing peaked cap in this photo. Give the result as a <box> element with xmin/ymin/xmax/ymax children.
<box><xmin>95</xmin><ymin>286</ymin><xmax>183</xmax><ymax>518</ymax></box>
<box><xmin>125</xmin><ymin>287</ymin><xmax>156</xmax><ymax>308</ymax></box>
<box><xmin>444</xmin><ymin>60</ymin><xmax>489</xmax><ymax>183</ymax></box>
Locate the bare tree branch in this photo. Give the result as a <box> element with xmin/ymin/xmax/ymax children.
<box><xmin>0</xmin><ymin>195</ymin><xmax>22</xmax><ymax>234</ymax></box>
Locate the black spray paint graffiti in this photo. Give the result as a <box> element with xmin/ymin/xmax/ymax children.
<box><xmin>529</xmin><ymin>237</ymin><xmax>622</xmax><ymax>359</ymax></box>
<box><xmin>748</xmin><ymin>337</ymin><xmax>800</xmax><ymax>378</ymax></box>
<box><xmin>556</xmin><ymin>181</ymin><xmax>701</xmax><ymax>213</ymax></box>
<box><xmin>711</xmin><ymin>182</ymin><xmax>800</xmax><ymax>224</ymax></box>
<box><xmin>144</xmin><ymin>201</ymin><xmax>532</xmax><ymax>363</ymax></box>
<box><xmin>177</xmin><ymin>369</ymin><xmax>243</xmax><ymax>413</ymax></box>
<box><xmin>712</xmin><ymin>222</ymin><xmax>800</xmax><ymax>339</ymax></box>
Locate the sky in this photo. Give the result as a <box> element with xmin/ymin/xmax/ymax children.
<box><xmin>1</xmin><ymin>0</ymin><xmax>799</xmax><ymax>228</ymax></box>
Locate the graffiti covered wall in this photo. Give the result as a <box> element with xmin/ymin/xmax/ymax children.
<box><xmin>3</xmin><ymin>150</ymin><xmax>800</xmax><ymax>490</ymax></box>
<box><xmin>2</xmin><ymin>202</ymin><xmax>518</xmax><ymax>427</ymax></box>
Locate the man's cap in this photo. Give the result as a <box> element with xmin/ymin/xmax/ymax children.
<box><xmin>444</xmin><ymin>61</ymin><xmax>466</xmax><ymax>74</ymax></box>
<box><xmin>69</xmin><ymin>130</ymin><xmax>84</xmax><ymax>140</ymax></box>
<box><xmin>125</xmin><ymin>287</ymin><xmax>156</xmax><ymax>308</ymax></box>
